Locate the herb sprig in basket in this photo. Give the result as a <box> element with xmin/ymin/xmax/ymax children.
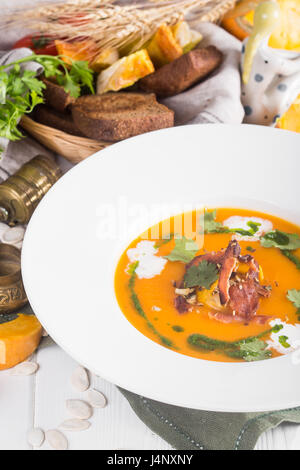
<box><xmin>0</xmin><ymin>54</ymin><xmax>94</xmax><ymax>147</ymax></box>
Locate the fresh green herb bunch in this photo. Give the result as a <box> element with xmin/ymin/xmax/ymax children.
<box><xmin>0</xmin><ymin>53</ymin><xmax>94</xmax><ymax>148</ymax></box>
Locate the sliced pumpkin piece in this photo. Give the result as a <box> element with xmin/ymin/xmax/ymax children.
<box><xmin>0</xmin><ymin>314</ymin><xmax>42</xmax><ymax>370</ymax></box>
<box><xmin>55</xmin><ymin>40</ymin><xmax>98</xmax><ymax>65</ymax></box>
<box><xmin>171</xmin><ymin>21</ymin><xmax>202</xmax><ymax>54</ymax></box>
<box><xmin>277</xmin><ymin>94</ymin><xmax>300</xmax><ymax>133</ymax></box>
<box><xmin>91</xmin><ymin>48</ymin><xmax>119</xmax><ymax>72</ymax></box>
<box><xmin>183</xmin><ymin>30</ymin><xmax>203</xmax><ymax>54</ymax></box>
<box><xmin>197</xmin><ymin>280</ymin><xmax>223</xmax><ymax>311</ymax></box>
<box><xmin>147</xmin><ymin>23</ymin><xmax>183</xmax><ymax>67</ymax></box>
<box><xmin>97</xmin><ymin>49</ymin><xmax>154</xmax><ymax>94</ymax></box>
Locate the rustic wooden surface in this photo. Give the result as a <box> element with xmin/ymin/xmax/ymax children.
<box><xmin>0</xmin><ymin>343</ymin><xmax>299</xmax><ymax>450</ymax></box>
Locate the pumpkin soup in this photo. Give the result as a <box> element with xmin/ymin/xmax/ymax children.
<box><xmin>114</xmin><ymin>208</ymin><xmax>300</xmax><ymax>362</ymax></box>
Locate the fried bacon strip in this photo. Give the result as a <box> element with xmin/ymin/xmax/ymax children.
<box><xmin>218</xmin><ymin>240</ymin><xmax>241</xmax><ymax>305</ymax></box>
<box><xmin>174</xmin><ymin>294</ymin><xmax>189</xmax><ymax>313</ymax></box>
<box><xmin>187</xmin><ymin>251</ymin><xmax>225</xmax><ymax>269</ymax></box>
<box><xmin>208</xmin><ymin>311</ymin><xmax>271</xmax><ymax>325</ymax></box>
<box><xmin>174</xmin><ymin>239</ymin><xmax>271</xmax><ymax>323</ymax></box>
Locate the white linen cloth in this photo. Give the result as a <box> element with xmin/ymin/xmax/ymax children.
<box><xmin>241</xmin><ymin>37</ymin><xmax>300</xmax><ymax>126</ymax></box>
<box><xmin>163</xmin><ymin>22</ymin><xmax>245</xmax><ymax>125</ymax></box>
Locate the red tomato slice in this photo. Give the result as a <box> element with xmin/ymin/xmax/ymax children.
<box><xmin>12</xmin><ymin>34</ymin><xmax>58</xmax><ymax>55</ymax></box>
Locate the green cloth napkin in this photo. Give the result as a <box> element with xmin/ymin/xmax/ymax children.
<box><xmin>120</xmin><ymin>388</ymin><xmax>300</xmax><ymax>450</ymax></box>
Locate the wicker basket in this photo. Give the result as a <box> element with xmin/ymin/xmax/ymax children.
<box><xmin>19</xmin><ymin>0</ymin><xmax>237</xmax><ymax>163</ymax></box>
<box><xmin>20</xmin><ymin>116</ymin><xmax>111</xmax><ymax>164</ymax></box>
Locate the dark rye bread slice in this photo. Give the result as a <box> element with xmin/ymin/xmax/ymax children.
<box><xmin>71</xmin><ymin>92</ymin><xmax>174</xmax><ymax>142</ymax></box>
<box><xmin>42</xmin><ymin>78</ymin><xmax>76</xmax><ymax>112</ymax></box>
<box><xmin>33</xmin><ymin>105</ymin><xmax>85</xmax><ymax>136</ymax></box>
<box><xmin>139</xmin><ymin>46</ymin><xmax>223</xmax><ymax>97</ymax></box>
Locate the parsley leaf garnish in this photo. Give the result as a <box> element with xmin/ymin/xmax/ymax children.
<box><xmin>261</xmin><ymin>230</ymin><xmax>300</xmax><ymax>250</ymax></box>
<box><xmin>165</xmin><ymin>237</ymin><xmax>198</xmax><ymax>263</ymax></box>
<box><xmin>287</xmin><ymin>289</ymin><xmax>300</xmax><ymax>320</ymax></box>
<box><xmin>184</xmin><ymin>260</ymin><xmax>219</xmax><ymax>289</ymax></box>
<box><xmin>201</xmin><ymin>210</ymin><xmax>228</xmax><ymax>234</ymax></box>
<box><xmin>201</xmin><ymin>210</ymin><xmax>261</xmax><ymax>237</ymax></box>
<box><xmin>238</xmin><ymin>338</ymin><xmax>271</xmax><ymax>362</ymax></box>
<box><xmin>287</xmin><ymin>289</ymin><xmax>300</xmax><ymax>309</ymax></box>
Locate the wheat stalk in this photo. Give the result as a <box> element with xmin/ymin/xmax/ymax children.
<box><xmin>1</xmin><ymin>0</ymin><xmax>236</xmax><ymax>55</ymax></box>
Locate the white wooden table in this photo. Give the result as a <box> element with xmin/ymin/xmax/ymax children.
<box><xmin>0</xmin><ymin>342</ymin><xmax>299</xmax><ymax>450</ymax></box>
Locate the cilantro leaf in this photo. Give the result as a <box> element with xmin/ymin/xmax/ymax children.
<box><xmin>201</xmin><ymin>209</ymin><xmax>228</xmax><ymax>234</ymax></box>
<box><xmin>201</xmin><ymin>210</ymin><xmax>261</xmax><ymax>237</ymax></box>
<box><xmin>58</xmin><ymin>74</ymin><xmax>80</xmax><ymax>98</ymax></box>
<box><xmin>238</xmin><ymin>338</ymin><xmax>271</xmax><ymax>362</ymax></box>
<box><xmin>261</xmin><ymin>230</ymin><xmax>300</xmax><ymax>250</ymax></box>
<box><xmin>0</xmin><ymin>71</ymin><xmax>8</xmax><ymax>104</ymax></box>
<box><xmin>21</xmin><ymin>70</ymin><xmax>46</xmax><ymax>94</ymax></box>
<box><xmin>184</xmin><ymin>260</ymin><xmax>219</xmax><ymax>289</ymax></box>
<box><xmin>69</xmin><ymin>60</ymin><xmax>94</xmax><ymax>94</ymax></box>
<box><xmin>165</xmin><ymin>237</ymin><xmax>198</xmax><ymax>263</ymax></box>
<box><xmin>287</xmin><ymin>289</ymin><xmax>300</xmax><ymax>309</ymax></box>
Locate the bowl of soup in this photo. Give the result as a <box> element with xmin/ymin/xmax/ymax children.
<box><xmin>115</xmin><ymin>207</ymin><xmax>300</xmax><ymax>363</ymax></box>
<box><xmin>22</xmin><ymin>123</ymin><xmax>300</xmax><ymax>411</ymax></box>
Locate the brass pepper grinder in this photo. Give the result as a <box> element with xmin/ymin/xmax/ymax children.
<box><xmin>0</xmin><ymin>155</ymin><xmax>62</xmax><ymax>226</ymax></box>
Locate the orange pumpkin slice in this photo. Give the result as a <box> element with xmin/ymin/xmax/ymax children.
<box><xmin>0</xmin><ymin>314</ymin><xmax>42</xmax><ymax>370</ymax></box>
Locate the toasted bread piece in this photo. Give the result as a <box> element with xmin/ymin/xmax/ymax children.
<box><xmin>42</xmin><ymin>78</ymin><xmax>76</xmax><ymax>112</ymax></box>
<box><xmin>33</xmin><ymin>105</ymin><xmax>84</xmax><ymax>136</ymax></box>
<box><xmin>71</xmin><ymin>92</ymin><xmax>174</xmax><ymax>141</ymax></box>
<box><xmin>140</xmin><ymin>46</ymin><xmax>223</xmax><ymax>97</ymax></box>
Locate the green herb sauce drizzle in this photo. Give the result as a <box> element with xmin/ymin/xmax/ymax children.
<box><xmin>187</xmin><ymin>325</ymin><xmax>283</xmax><ymax>362</ymax></box>
<box><xmin>128</xmin><ymin>262</ymin><xmax>175</xmax><ymax>348</ymax></box>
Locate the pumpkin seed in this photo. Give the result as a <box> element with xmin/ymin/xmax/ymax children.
<box><xmin>27</xmin><ymin>428</ymin><xmax>45</xmax><ymax>448</ymax></box>
<box><xmin>46</xmin><ymin>430</ymin><xmax>68</xmax><ymax>450</ymax></box>
<box><xmin>11</xmin><ymin>361</ymin><xmax>38</xmax><ymax>376</ymax></box>
<box><xmin>2</xmin><ymin>226</ymin><xmax>25</xmax><ymax>244</ymax></box>
<box><xmin>59</xmin><ymin>419</ymin><xmax>91</xmax><ymax>432</ymax></box>
<box><xmin>71</xmin><ymin>366</ymin><xmax>89</xmax><ymax>392</ymax></box>
<box><xmin>86</xmin><ymin>389</ymin><xmax>107</xmax><ymax>408</ymax></box>
<box><xmin>66</xmin><ymin>399</ymin><xmax>93</xmax><ymax>420</ymax></box>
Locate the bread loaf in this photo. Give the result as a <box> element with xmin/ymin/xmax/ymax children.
<box><xmin>71</xmin><ymin>92</ymin><xmax>174</xmax><ymax>141</ymax></box>
<box><xmin>140</xmin><ymin>46</ymin><xmax>223</xmax><ymax>97</ymax></box>
<box><xmin>33</xmin><ymin>105</ymin><xmax>84</xmax><ymax>136</ymax></box>
<box><xmin>42</xmin><ymin>78</ymin><xmax>76</xmax><ymax>112</ymax></box>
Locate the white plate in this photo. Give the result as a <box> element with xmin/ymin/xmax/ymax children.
<box><xmin>22</xmin><ymin>124</ymin><xmax>300</xmax><ymax>412</ymax></box>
